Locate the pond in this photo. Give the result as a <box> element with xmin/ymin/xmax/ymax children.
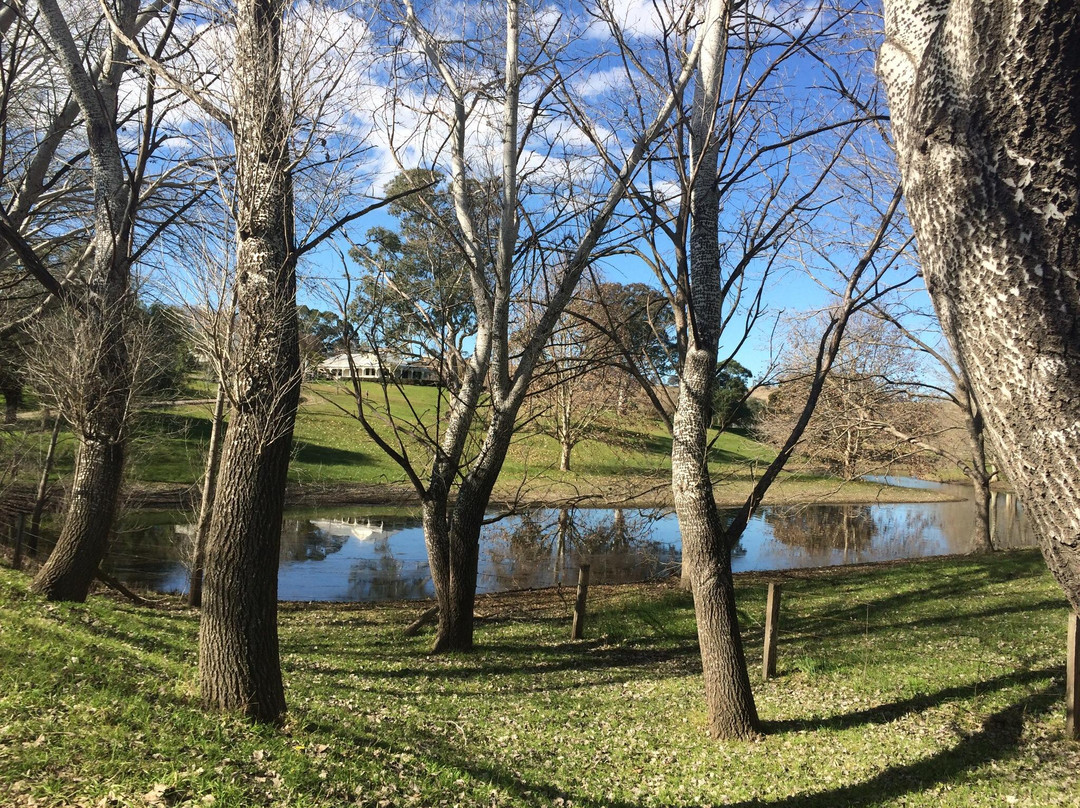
<box><xmin>31</xmin><ymin>480</ymin><xmax>1033</xmax><ymax>602</ymax></box>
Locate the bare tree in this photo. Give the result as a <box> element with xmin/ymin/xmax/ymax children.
<box><xmin>9</xmin><ymin>0</ymin><xmax>184</xmax><ymax>601</ymax></box>
<box><xmin>609</xmin><ymin>1</ymin><xmax>914</xmax><ymax>738</ymax></box>
<box><xmin>868</xmin><ymin>302</ymin><xmax>998</xmax><ymax>552</ymax></box>
<box><xmin>522</xmin><ymin>290</ymin><xmax>627</xmax><ymax>473</ymax></box>
<box><xmin>757</xmin><ymin>314</ymin><xmax>931</xmax><ymax>482</ymax></box>
<box><xmin>880</xmin><ymin>1</ymin><xmax>1080</xmax><ymax>608</ymax></box>
<box><xmin>333</xmin><ymin>0</ymin><xmax>715</xmax><ymax>652</ymax></box>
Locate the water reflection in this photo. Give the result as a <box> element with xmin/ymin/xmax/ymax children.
<box><xmin>23</xmin><ymin>482</ymin><xmax>1037</xmax><ymax>602</ymax></box>
<box><xmin>484</xmin><ymin>507</ymin><xmax>678</xmax><ymax>591</ymax></box>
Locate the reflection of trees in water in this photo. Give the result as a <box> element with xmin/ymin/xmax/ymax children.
<box><xmin>483</xmin><ymin>508</ymin><xmax>677</xmax><ymax>590</ymax></box>
<box><xmin>345</xmin><ymin>536</ymin><xmax>431</xmax><ymax>601</ymax></box>
<box><xmin>765</xmin><ymin>504</ymin><xmax>953</xmax><ymax>562</ymax></box>
<box><xmin>766</xmin><ymin>505</ymin><xmax>877</xmax><ymax>555</ymax></box>
<box><xmin>95</xmin><ymin>517</ymin><xmax>190</xmax><ymax>589</ymax></box>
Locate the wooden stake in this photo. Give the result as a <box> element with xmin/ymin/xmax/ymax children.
<box><xmin>763</xmin><ymin>582</ymin><xmax>781</xmax><ymax>680</ymax></box>
<box><xmin>571</xmin><ymin>564</ymin><xmax>591</xmax><ymax>640</ymax></box>
<box><xmin>11</xmin><ymin>512</ymin><xmax>25</xmax><ymax>571</ymax></box>
<box><xmin>1067</xmin><ymin>610</ymin><xmax>1079</xmax><ymax>740</ymax></box>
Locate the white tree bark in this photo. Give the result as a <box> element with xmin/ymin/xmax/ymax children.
<box><xmin>881</xmin><ymin>0</ymin><xmax>1080</xmax><ymax>609</ymax></box>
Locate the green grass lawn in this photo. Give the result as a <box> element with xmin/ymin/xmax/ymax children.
<box><xmin>80</xmin><ymin>382</ymin><xmax>785</xmax><ymax>495</ymax></box>
<box><xmin>1</xmin><ymin>382</ymin><xmax>964</xmax><ymax>508</ymax></box>
<box><xmin>0</xmin><ymin>551</ymin><xmax>1076</xmax><ymax>806</ymax></box>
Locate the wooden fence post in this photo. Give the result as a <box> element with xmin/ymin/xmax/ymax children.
<box><xmin>12</xmin><ymin>512</ymin><xmax>25</xmax><ymax>571</ymax></box>
<box><xmin>763</xmin><ymin>582</ymin><xmax>781</xmax><ymax>680</ymax></box>
<box><xmin>1067</xmin><ymin>610</ymin><xmax>1079</xmax><ymax>740</ymax></box>
<box><xmin>571</xmin><ymin>564</ymin><xmax>591</xmax><ymax>640</ymax></box>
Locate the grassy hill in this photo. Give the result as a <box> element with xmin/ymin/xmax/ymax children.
<box><xmin>6</xmin><ymin>380</ymin><xmax>953</xmax><ymax>508</ymax></box>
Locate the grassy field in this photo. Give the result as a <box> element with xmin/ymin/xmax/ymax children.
<box><xmin>0</xmin><ymin>551</ymin><xmax>1076</xmax><ymax>807</ymax></box>
<box><xmin>6</xmin><ymin>380</ymin><xmax>954</xmax><ymax>508</ymax></box>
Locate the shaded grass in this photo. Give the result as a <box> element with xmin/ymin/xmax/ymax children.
<box><xmin>1</xmin><ymin>551</ymin><xmax>1077</xmax><ymax>806</ymax></box>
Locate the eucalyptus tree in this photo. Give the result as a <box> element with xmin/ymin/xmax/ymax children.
<box><xmin>338</xmin><ymin>0</ymin><xmax>719</xmax><ymax>652</ymax></box>
<box><xmin>880</xmin><ymin>1</ymin><xmax>1080</xmax><ymax>608</ymax></box>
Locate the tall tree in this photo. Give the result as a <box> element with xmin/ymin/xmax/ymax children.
<box><xmin>197</xmin><ymin>0</ymin><xmax>299</xmax><ymax>722</ymax></box>
<box><xmin>880</xmin><ymin>1</ymin><xmax>1080</xmax><ymax>608</ymax></box>
<box><xmin>613</xmin><ymin>0</ymin><xmax>913</xmax><ymax>738</ymax></box>
<box><xmin>348</xmin><ymin>169</ymin><xmax>476</xmax><ymax>388</ymax></box>
<box><xmin>22</xmin><ymin>0</ymin><xmax>146</xmax><ymax>601</ymax></box>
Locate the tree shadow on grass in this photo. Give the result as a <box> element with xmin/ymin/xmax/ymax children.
<box><xmin>281</xmin><ymin>634</ymin><xmax>704</xmax><ymax>699</ymax></box>
<box><xmin>292</xmin><ymin>440</ymin><xmax>375</xmax><ymax>467</ymax></box>
<box><xmin>764</xmin><ymin>664</ymin><xmax>1062</xmax><ymax>734</ymax></box>
<box><xmin>302</xmin><ymin>679</ymin><xmax>1060</xmax><ymax>808</ymax></box>
<box><xmin>738</xmin><ymin>683</ymin><xmax>1062</xmax><ymax>808</ymax></box>
<box><xmin>783</xmin><ymin>597</ymin><xmax>1068</xmax><ymax>644</ymax></box>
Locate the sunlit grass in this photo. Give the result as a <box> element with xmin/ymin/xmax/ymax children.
<box><xmin>0</xmin><ymin>551</ymin><xmax>1076</xmax><ymax>807</ymax></box>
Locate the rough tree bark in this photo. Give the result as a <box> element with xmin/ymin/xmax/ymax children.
<box><xmin>881</xmin><ymin>0</ymin><xmax>1080</xmax><ymax>607</ymax></box>
<box><xmin>669</xmin><ymin>0</ymin><xmax>760</xmax><ymax>740</ymax></box>
<box><xmin>29</xmin><ymin>0</ymin><xmax>137</xmax><ymax>602</ymax></box>
<box><xmin>198</xmin><ymin>0</ymin><xmax>299</xmax><ymax>722</ymax></box>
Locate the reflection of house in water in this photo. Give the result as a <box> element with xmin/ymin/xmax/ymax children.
<box><xmin>312</xmin><ymin>518</ymin><xmax>394</xmax><ymax>542</ymax></box>
<box><xmin>272</xmin><ymin>515</ymin><xmax>434</xmax><ymax>602</ymax></box>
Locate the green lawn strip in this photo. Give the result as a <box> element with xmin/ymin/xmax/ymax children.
<box><xmin>1</xmin><ymin>551</ymin><xmax>1077</xmax><ymax>807</ymax></box>
<box><xmin>5</xmin><ymin>383</ymin><xmax>961</xmax><ymax>508</ymax></box>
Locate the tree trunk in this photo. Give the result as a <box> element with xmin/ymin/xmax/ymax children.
<box><xmin>670</xmin><ymin>0</ymin><xmax>757</xmax><ymax>740</ymax></box>
<box><xmin>27</xmin><ymin>416</ymin><xmax>61</xmax><ymax>557</ymax></box>
<box><xmin>31</xmin><ymin>436</ymin><xmax>123</xmax><ymax>600</ymax></box>
<box><xmin>29</xmin><ymin>0</ymin><xmax>136</xmax><ymax>603</ymax></box>
<box><xmin>198</xmin><ymin>0</ymin><xmax>298</xmax><ymax>723</ymax></box>
<box><xmin>969</xmin><ymin>471</ymin><xmax>995</xmax><ymax>554</ymax></box>
<box><xmin>429</xmin><ymin>411</ymin><xmax>516</xmax><ymax>652</ymax></box>
<box><xmin>559</xmin><ymin>439</ymin><xmax>571</xmax><ymax>472</ymax></box>
<box><xmin>421</xmin><ymin>497</ymin><xmax>452</xmax><ymax>638</ymax></box>
<box><xmin>881</xmin><ymin>1</ymin><xmax>1080</xmax><ymax>609</ymax></box>
<box><xmin>673</xmin><ymin>349</ymin><xmax>759</xmax><ymax>740</ymax></box>
<box><xmin>432</xmin><ymin>498</ymin><xmax>483</xmax><ymax>652</ymax></box>
<box><xmin>188</xmin><ymin>383</ymin><xmax>227</xmax><ymax>607</ymax></box>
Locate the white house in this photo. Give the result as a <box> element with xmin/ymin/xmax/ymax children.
<box><xmin>318</xmin><ymin>352</ymin><xmax>439</xmax><ymax>385</ymax></box>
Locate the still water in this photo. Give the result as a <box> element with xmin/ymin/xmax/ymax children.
<box><xmin>77</xmin><ymin>480</ymin><xmax>1036</xmax><ymax>602</ymax></box>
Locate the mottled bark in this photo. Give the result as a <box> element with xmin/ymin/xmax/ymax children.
<box><xmin>670</xmin><ymin>0</ymin><xmax>759</xmax><ymax>740</ymax></box>
<box><xmin>881</xmin><ymin>0</ymin><xmax>1080</xmax><ymax>607</ymax></box>
<box><xmin>198</xmin><ymin>0</ymin><xmax>298</xmax><ymax>722</ymax></box>
<box><xmin>674</xmin><ymin>352</ymin><xmax>759</xmax><ymax>739</ymax></box>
